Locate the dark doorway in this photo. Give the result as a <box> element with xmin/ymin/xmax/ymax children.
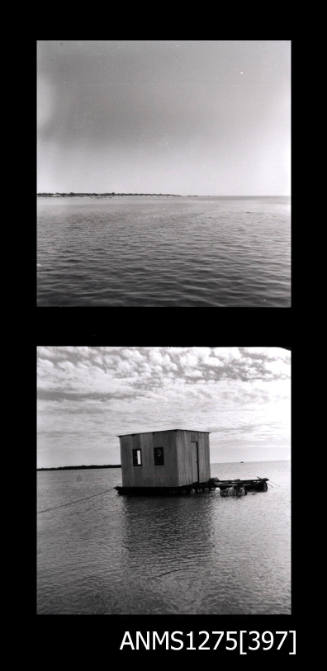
<box><xmin>192</xmin><ymin>441</ymin><xmax>200</xmax><ymax>482</ymax></box>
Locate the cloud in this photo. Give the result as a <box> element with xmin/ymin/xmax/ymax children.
<box><xmin>37</xmin><ymin>347</ymin><xmax>290</xmax><ymax>467</ymax></box>
<box><xmin>37</xmin><ymin>389</ymin><xmax>140</xmax><ymax>402</ymax></box>
<box><xmin>37</xmin><ymin>347</ymin><xmax>290</xmax><ymax>398</ymax></box>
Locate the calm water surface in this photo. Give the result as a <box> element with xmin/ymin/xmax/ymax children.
<box><xmin>37</xmin><ymin>196</ymin><xmax>291</xmax><ymax>306</ymax></box>
<box><xmin>37</xmin><ymin>461</ymin><xmax>291</xmax><ymax>614</ymax></box>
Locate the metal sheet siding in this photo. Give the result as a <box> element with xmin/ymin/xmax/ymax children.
<box><xmin>120</xmin><ymin>431</ymin><xmax>179</xmax><ymax>487</ymax></box>
<box><xmin>176</xmin><ymin>430</ymin><xmax>211</xmax><ymax>485</ymax></box>
<box><xmin>120</xmin><ymin>429</ymin><xmax>210</xmax><ymax>488</ymax></box>
<box><xmin>199</xmin><ymin>432</ymin><xmax>211</xmax><ymax>481</ymax></box>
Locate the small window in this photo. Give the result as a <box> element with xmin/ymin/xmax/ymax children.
<box><xmin>154</xmin><ymin>447</ymin><xmax>164</xmax><ymax>465</ymax></box>
<box><xmin>132</xmin><ymin>448</ymin><xmax>142</xmax><ymax>466</ymax></box>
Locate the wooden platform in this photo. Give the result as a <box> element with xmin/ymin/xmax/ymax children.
<box><xmin>115</xmin><ymin>477</ymin><xmax>268</xmax><ymax>496</ymax></box>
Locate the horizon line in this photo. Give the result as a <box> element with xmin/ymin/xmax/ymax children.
<box><xmin>37</xmin><ymin>458</ymin><xmax>290</xmax><ymax>470</ymax></box>
<box><xmin>37</xmin><ymin>192</ymin><xmax>290</xmax><ymax>198</ymax></box>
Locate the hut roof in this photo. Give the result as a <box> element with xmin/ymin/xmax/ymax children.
<box><xmin>117</xmin><ymin>428</ymin><xmax>210</xmax><ymax>437</ymax></box>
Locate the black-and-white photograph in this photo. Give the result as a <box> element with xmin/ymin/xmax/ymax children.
<box><xmin>37</xmin><ymin>40</ymin><xmax>291</xmax><ymax>307</ymax></box>
<box><xmin>37</xmin><ymin>346</ymin><xmax>291</xmax><ymax>615</ymax></box>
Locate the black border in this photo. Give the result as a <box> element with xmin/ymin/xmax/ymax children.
<box><xmin>35</xmin><ymin>307</ymin><xmax>294</xmax><ymax>344</ymax></box>
<box><xmin>35</xmin><ymin>344</ymin><xmax>295</xmax><ymax>660</ymax></box>
<box><xmin>33</xmin><ymin>38</ymin><xmax>298</xmax><ymax>661</ymax></box>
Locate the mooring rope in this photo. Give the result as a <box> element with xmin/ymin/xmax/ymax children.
<box><xmin>37</xmin><ymin>488</ymin><xmax>113</xmax><ymax>514</ymax></box>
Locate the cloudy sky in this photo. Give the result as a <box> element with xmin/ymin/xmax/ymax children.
<box><xmin>37</xmin><ymin>40</ymin><xmax>290</xmax><ymax>195</ymax></box>
<box><xmin>37</xmin><ymin>347</ymin><xmax>291</xmax><ymax>468</ymax></box>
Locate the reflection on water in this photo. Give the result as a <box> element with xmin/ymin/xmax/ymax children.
<box><xmin>37</xmin><ymin>461</ymin><xmax>291</xmax><ymax>614</ymax></box>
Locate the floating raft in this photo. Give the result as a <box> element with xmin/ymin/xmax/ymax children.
<box><xmin>115</xmin><ymin>477</ymin><xmax>268</xmax><ymax>497</ymax></box>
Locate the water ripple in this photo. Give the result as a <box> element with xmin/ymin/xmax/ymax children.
<box><xmin>37</xmin><ymin>462</ymin><xmax>291</xmax><ymax>614</ymax></box>
<box><xmin>37</xmin><ymin>196</ymin><xmax>291</xmax><ymax>306</ymax></box>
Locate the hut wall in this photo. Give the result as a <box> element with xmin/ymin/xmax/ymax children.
<box><xmin>120</xmin><ymin>429</ymin><xmax>211</xmax><ymax>488</ymax></box>
<box><xmin>120</xmin><ymin>431</ymin><xmax>179</xmax><ymax>487</ymax></box>
<box><xmin>176</xmin><ymin>430</ymin><xmax>211</xmax><ymax>485</ymax></box>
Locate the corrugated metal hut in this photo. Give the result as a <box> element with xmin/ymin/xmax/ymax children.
<box><xmin>117</xmin><ymin>429</ymin><xmax>210</xmax><ymax>493</ymax></box>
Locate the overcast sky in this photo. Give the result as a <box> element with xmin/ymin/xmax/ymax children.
<box><xmin>37</xmin><ymin>41</ymin><xmax>290</xmax><ymax>195</ymax></box>
<box><xmin>37</xmin><ymin>347</ymin><xmax>290</xmax><ymax>468</ymax></box>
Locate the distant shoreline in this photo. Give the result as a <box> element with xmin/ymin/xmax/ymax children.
<box><xmin>37</xmin><ymin>192</ymin><xmax>182</xmax><ymax>198</ymax></box>
<box><xmin>37</xmin><ymin>465</ymin><xmax>121</xmax><ymax>471</ymax></box>
<box><xmin>37</xmin><ymin>193</ymin><xmax>289</xmax><ymax>199</ymax></box>
<box><xmin>37</xmin><ymin>459</ymin><xmax>289</xmax><ymax>471</ymax></box>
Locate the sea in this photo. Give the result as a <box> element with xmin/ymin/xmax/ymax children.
<box><xmin>37</xmin><ymin>196</ymin><xmax>291</xmax><ymax>306</ymax></box>
<box><xmin>37</xmin><ymin>460</ymin><xmax>291</xmax><ymax>614</ymax></box>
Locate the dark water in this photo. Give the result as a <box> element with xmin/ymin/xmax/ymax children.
<box><xmin>37</xmin><ymin>461</ymin><xmax>291</xmax><ymax>614</ymax></box>
<box><xmin>37</xmin><ymin>196</ymin><xmax>291</xmax><ymax>306</ymax></box>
